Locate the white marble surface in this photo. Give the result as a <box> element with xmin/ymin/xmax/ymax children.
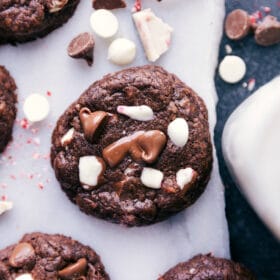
<box><xmin>0</xmin><ymin>0</ymin><xmax>229</xmax><ymax>279</ymax></box>
<box><xmin>223</xmin><ymin>76</ymin><xmax>280</xmax><ymax>241</ymax></box>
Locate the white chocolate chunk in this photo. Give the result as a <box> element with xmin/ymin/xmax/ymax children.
<box><xmin>219</xmin><ymin>55</ymin><xmax>246</xmax><ymax>84</ymax></box>
<box><xmin>49</xmin><ymin>0</ymin><xmax>68</xmax><ymax>13</ymax></box>
<box><xmin>23</xmin><ymin>94</ymin><xmax>50</xmax><ymax>122</ymax></box>
<box><xmin>61</xmin><ymin>128</ymin><xmax>75</xmax><ymax>146</ymax></box>
<box><xmin>168</xmin><ymin>118</ymin><xmax>189</xmax><ymax>147</ymax></box>
<box><xmin>223</xmin><ymin>76</ymin><xmax>280</xmax><ymax>240</ymax></box>
<box><xmin>108</xmin><ymin>38</ymin><xmax>136</xmax><ymax>65</ymax></box>
<box><xmin>140</xmin><ymin>168</ymin><xmax>163</xmax><ymax>189</ymax></box>
<box><xmin>90</xmin><ymin>9</ymin><xmax>119</xmax><ymax>38</ymax></box>
<box><xmin>176</xmin><ymin>167</ymin><xmax>194</xmax><ymax>190</ymax></box>
<box><xmin>79</xmin><ymin>156</ymin><xmax>104</xmax><ymax>187</ymax></box>
<box><xmin>117</xmin><ymin>105</ymin><xmax>153</xmax><ymax>121</ymax></box>
<box><xmin>15</xmin><ymin>274</ymin><xmax>34</xmax><ymax>280</ymax></box>
<box><xmin>133</xmin><ymin>8</ymin><xmax>173</xmax><ymax>62</ymax></box>
<box><xmin>0</xmin><ymin>201</ymin><xmax>13</xmax><ymax>215</ymax></box>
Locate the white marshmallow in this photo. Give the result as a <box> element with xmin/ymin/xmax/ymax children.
<box><xmin>90</xmin><ymin>9</ymin><xmax>119</xmax><ymax>38</ymax></box>
<box><xmin>79</xmin><ymin>156</ymin><xmax>104</xmax><ymax>187</ymax></box>
<box><xmin>117</xmin><ymin>105</ymin><xmax>153</xmax><ymax>121</ymax></box>
<box><xmin>0</xmin><ymin>201</ymin><xmax>13</xmax><ymax>215</ymax></box>
<box><xmin>140</xmin><ymin>168</ymin><xmax>163</xmax><ymax>189</ymax></box>
<box><xmin>176</xmin><ymin>168</ymin><xmax>194</xmax><ymax>190</ymax></box>
<box><xmin>108</xmin><ymin>38</ymin><xmax>136</xmax><ymax>65</ymax></box>
<box><xmin>61</xmin><ymin>128</ymin><xmax>75</xmax><ymax>146</ymax></box>
<box><xmin>15</xmin><ymin>274</ymin><xmax>33</xmax><ymax>280</ymax></box>
<box><xmin>167</xmin><ymin>118</ymin><xmax>189</xmax><ymax>147</ymax></box>
<box><xmin>133</xmin><ymin>8</ymin><xmax>173</xmax><ymax>62</ymax></box>
<box><xmin>219</xmin><ymin>55</ymin><xmax>246</xmax><ymax>84</ymax></box>
<box><xmin>23</xmin><ymin>94</ymin><xmax>50</xmax><ymax>122</ymax></box>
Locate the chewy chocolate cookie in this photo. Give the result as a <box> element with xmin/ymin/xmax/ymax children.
<box><xmin>0</xmin><ymin>0</ymin><xmax>80</xmax><ymax>44</ymax></box>
<box><xmin>159</xmin><ymin>254</ymin><xmax>256</xmax><ymax>280</ymax></box>
<box><xmin>0</xmin><ymin>232</ymin><xmax>109</xmax><ymax>280</ymax></box>
<box><xmin>51</xmin><ymin>65</ymin><xmax>213</xmax><ymax>226</ymax></box>
<box><xmin>0</xmin><ymin>66</ymin><xmax>17</xmax><ymax>153</ymax></box>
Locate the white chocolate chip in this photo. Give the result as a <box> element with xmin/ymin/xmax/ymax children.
<box><xmin>176</xmin><ymin>167</ymin><xmax>194</xmax><ymax>190</ymax></box>
<box><xmin>23</xmin><ymin>94</ymin><xmax>50</xmax><ymax>122</ymax></box>
<box><xmin>61</xmin><ymin>128</ymin><xmax>75</xmax><ymax>146</ymax></box>
<box><xmin>15</xmin><ymin>274</ymin><xmax>34</xmax><ymax>280</ymax></box>
<box><xmin>0</xmin><ymin>201</ymin><xmax>13</xmax><ymax>215</ymax></box>
<box><xmin>108</xmin><ymin>38</ymin><xmax>136</xmax><ymax>65</ymax></box>
<box><xmin>219</xmin><ymin>55</ymin><xmax>246</xmax><ymax>84</ymax></box>
<box><xmin>49</xmin><ymin>0</ymin><xmax>68</xmax><ymax>13</ymax></box>
<box><xmin>133</xmin><ymin>8</ymin><xmax>173</xmax><ymax>62</ymax></box>
<box><xmin>140</xmin><ymin>167</ymin><xmax>163</xmax><ymax>189</ymax></box>
<box><xmin>167</xmin><ymin>118</ymin><xmax>189</xmax><ymax>147</ymax></box>
<box><xmin>117</xmin><ymin>105</ymin><xmax>153</xmax><ymax>121</ymax></box>
<box><xmin>90</xmin><ymin>9</ymin><xmax>119</xmax><ymax>38</ymax></box>
<box><xmin>79</xmin><ymin>156</ymin><xmax>104</xmax><ymax>187</ymax></box>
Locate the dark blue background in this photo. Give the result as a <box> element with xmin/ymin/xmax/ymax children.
<box><xmin>215</xmin><ymin>0</ymin><xmax>280</xmax><ymax>279</ymax></box>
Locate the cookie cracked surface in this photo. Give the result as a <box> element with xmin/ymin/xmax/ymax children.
<box><xmin>51</xmin><ymin>65</ymin><xmax>213</xmax><ymax>226</ymax></box>
<box><xmin>0</xmin><ymin>0</ymin><xmax>80</xmax><ymax>44</ymax></box>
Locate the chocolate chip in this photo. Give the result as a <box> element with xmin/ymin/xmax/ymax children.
<box><xmin>255</xmin><ymin>15</ymin><xmax>280</xmax><ymax>46</ymax></box>
<box><xmin>93</xmin><ymin>0</ymin><xmax>126</xmax><ymax>10</ymax></box>
<box><xmin>225</xmin><ymin>9</ymin><xmax>251</xmax><ymax>40</ymax></box>
<box><xmin>9</xmin><ymin>243</ymin><xmax>35</xmax><ymax>268</ymax></box>
<box><xmin>58</xmin><ymin>258</ymin><xmax>87</xmax><ymax>279</ymax></box>
<box><xmin>68</xmin><ymin>33</ymin><xmax>95</xmax><ymax>66</ymax></box>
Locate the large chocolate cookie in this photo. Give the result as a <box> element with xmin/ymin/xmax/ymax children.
<box><xmin>51</xmin><ymin>65</ymin><xmax>213</xmax><ymax>226</ymax></box>
<box><xmin>0</xmin><ymin>0</ymin><xmax>80</xmax><ymax>44</ymax></box>
<box><xmin>0</xmin><ymin>232</ymin><xmax>109</xmax><ymax>279</ymax></box>
<box><xmin>159</xmin><ymin>254</ymin><xmax>256</xmax><ymax>280</ymax></box>
<box><xmin>0</xmin><ymin>66</ymin><xmax>17</xmax><ymax>153</ymax></box>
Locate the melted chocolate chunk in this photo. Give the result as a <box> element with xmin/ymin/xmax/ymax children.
<box><xmin>93</xmin><ymin>0</ymin><xmax>126</xmax><ymax>10</ymax></box>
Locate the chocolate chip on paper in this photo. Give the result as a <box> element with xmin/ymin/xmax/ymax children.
<box><xmin>93</xmin><ymin>0</ymin><xmax>126</xmax><ymax>10</ymax></box>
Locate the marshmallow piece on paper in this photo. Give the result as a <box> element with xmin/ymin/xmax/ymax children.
<box><xmin>117</xmin><ymin>105</ymin><xmax>153</xmax><ymax>121</ymax></box>
<box><xmin>0</xmin><ymin>201</ymin><xmax>13</xmax><ymax>215</ymax></box>
<box><xmin>140</xmin><ymin>167</ymin><xmax>163</xmax><ymax>189</ymax></box>
<box><xmin>133</xmin><ymin>8</ymin><xmax>173</xmax><ymax>62</ymax></box>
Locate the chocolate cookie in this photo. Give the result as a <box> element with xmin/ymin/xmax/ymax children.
<box><xmin>51</xmin><ymin>65</ymin><xmax>213</xmax><ymax>226</ymax></box>
<box><xmin>159</xmin><ymin>254</ymin><xmax>256</xmax><ymax>280</ymax></box>
<box><xmin>0</xmin><ymin>66</ymin><xmax>17</xmax><ymax>153</ymax></box>
<box><xmin>0</xmin><ymin>232</ymin><xmax>109</xmax><ymax>280</ymax></box>
<box><xmin>0</xmin><ymin>0</ymin><xmax>80</xmax><ymax>44</ymax></box>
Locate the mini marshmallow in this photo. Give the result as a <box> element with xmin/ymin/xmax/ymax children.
<box><xmin>140</xmin><ymin>167</ymin><xmax>163</xmax><ymax>189</ymax></box>
<box><xmin>219</xmin><ymin>55</ymin><xmax>246</xmax><ymax>84</ymax></box>
<box><xmin>133</xmin><ymin>8</ymin><xmax>173</xmax><ymax>62</ymax></box>
<box><xmin>61</xmin><ymin>128</ymin><xmax>75</xmax><ymax>146</ymax></box>
<box><xmin>90</xmin><ymin>9</ymin><xmax>119</xmax><ymax>38</ymax></box>
<box><xmin>79</xmin><ymin>156</ymin><xmax>103</xmax><ymax>187</ymax></box>
<box><xmin>176</xmin><ymin>167</ymin><xmax>194</xmax><ymax>190</ymax></box>
<box><xmin>0</xmin><ymin>201</ymin><xmax>13</xmax><ymax>215</ymax></box>
<box><xmin>168</xmin><ymin>118</ymin><xmax>189</xmax><ymax>147</ymax></box>
<box><xmin>108</xmin><ymin>38</ymin><xmax>136</xmax><ymax>65</ymax></box>
<box><xmin>23</xmin><ymin>94</ymin><xmax>50</xmax><ymax>122</ymax></box>
<box><xmin>117</xmin><ymin>105</ymin><xmax>153</xmax><ymax>121</ymax></box>
<box><xmin>15</xmin><ymin>274</ymin><xmax>33</xmax><ymax>280</ymax></box>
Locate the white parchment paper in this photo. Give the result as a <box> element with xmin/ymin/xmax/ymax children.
<box><xmin>0</xmin><ymin>1</ymin><xmax>229</xmax><ymax>279</ymax></box>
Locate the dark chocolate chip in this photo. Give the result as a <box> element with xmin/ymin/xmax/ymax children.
<box><xmin>255</xmin><ymin>15</ymin><xmax>280</xmax><ymax>46</ymax></box>
<box><xmin>9</xmin><ymin>242</ymin><xmax>35</xmax><ymax>268</ymax></box>
<box><xmin>93</xmin><ymin>0</ymin><xmax>126</xmax><ymax>10</ymax></box>
<box><xmin>225</xmin><ymin>9</ymin><xmax>251</xmax><ymax>40</ymax></box>
<box><xmin>68</xmin><ymin>33</ymin><xmax>95</xmax><ymax>66</ymax></box>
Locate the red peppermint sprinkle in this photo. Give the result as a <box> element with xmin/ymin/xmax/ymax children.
<box><xmin>133</xmin><ymin>0</ymin><xmax>142</xmax><ymax>12</ymax></box>
<box><xmin>47</xmin><ymin>91</ymin><xmax>52</xmax><ymax>97</ymax></box>
<box><xmin>248</xmin><ymin>78</ymin><xmax>256</xmax><ymax>91</ymax></box>
<box><xmin>38</xmin><ymin>182</ymin><xmax>44</xmax><ymax>190</ymax></box>
<box><xmin>1</xmin><ymin>195</ymin><xmax>7</xmax><ymax>201</ymax></box>
<box><xmin>20</xmin><ymin>118</ymin><xmax>29</xmax><ymax>129</ymax></box>
<box><xmin>262</xmin><ymin>6</ymin><xmax>271</xmax><ymax>13</ymax></box>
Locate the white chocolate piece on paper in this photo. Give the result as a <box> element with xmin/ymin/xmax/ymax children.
<box><xmin>219</xmin><ymin>55</ymin><xmax>246</xmax><ymax>84</ymax></box>
<box><xmin>23</xmin><ymin>94</ymin><xmax>50</xmax><ymax>122</ymax></box>
<box><xmin>176</xmin><ymin>167</ymin><xmax>194</xmax><ymax>190</ymax></box>
<box><xmin>140</xmin><ymin>168</ymin><xmax>163</xmax><ymax>189</ymax></box>
<box><xmin>133</xmin><ymin>8</ymin><xmax>173</xmax><ymax>62</ymax></box>
<box><xmin>15</xmin><ymin>274</ymin><xmax>34</xmax><ymax>280</ymax></box>
<box><xmin>117</xmin><ymin>105</ymin><xmax>153</xmax><ymax>121</ymax></box>
<box><xmin>61</xmin><ymin>128</ymin><xmax>75</xmax><ymax>146</ymax></box>
<box><xmin>108</xmin><ymin>38</ymin><xmax>136</xmax><ymax>66</ymax></box>
<box><xmin>79</xmin><ymin>156</ymin><xmax>104</xmax><ymax>188</ymax></box>
<box><xmin>168</xmin><ymin>118</ymin><xmax>189</xmax><ymax>147</ymax></box>
<box><xmin>223</xmin><ymin>76</ymin><xmax>280</xmax><ymax>240</ymax></box>
<box><xmin>90</xmin><ymin>9</ymin><xmax>119</xmax><ymax>38</ymax></box>
<box><xmin>0</xmin><ymin>201</ymin><xmax>13</xmax><ymax>215</ymax></box>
